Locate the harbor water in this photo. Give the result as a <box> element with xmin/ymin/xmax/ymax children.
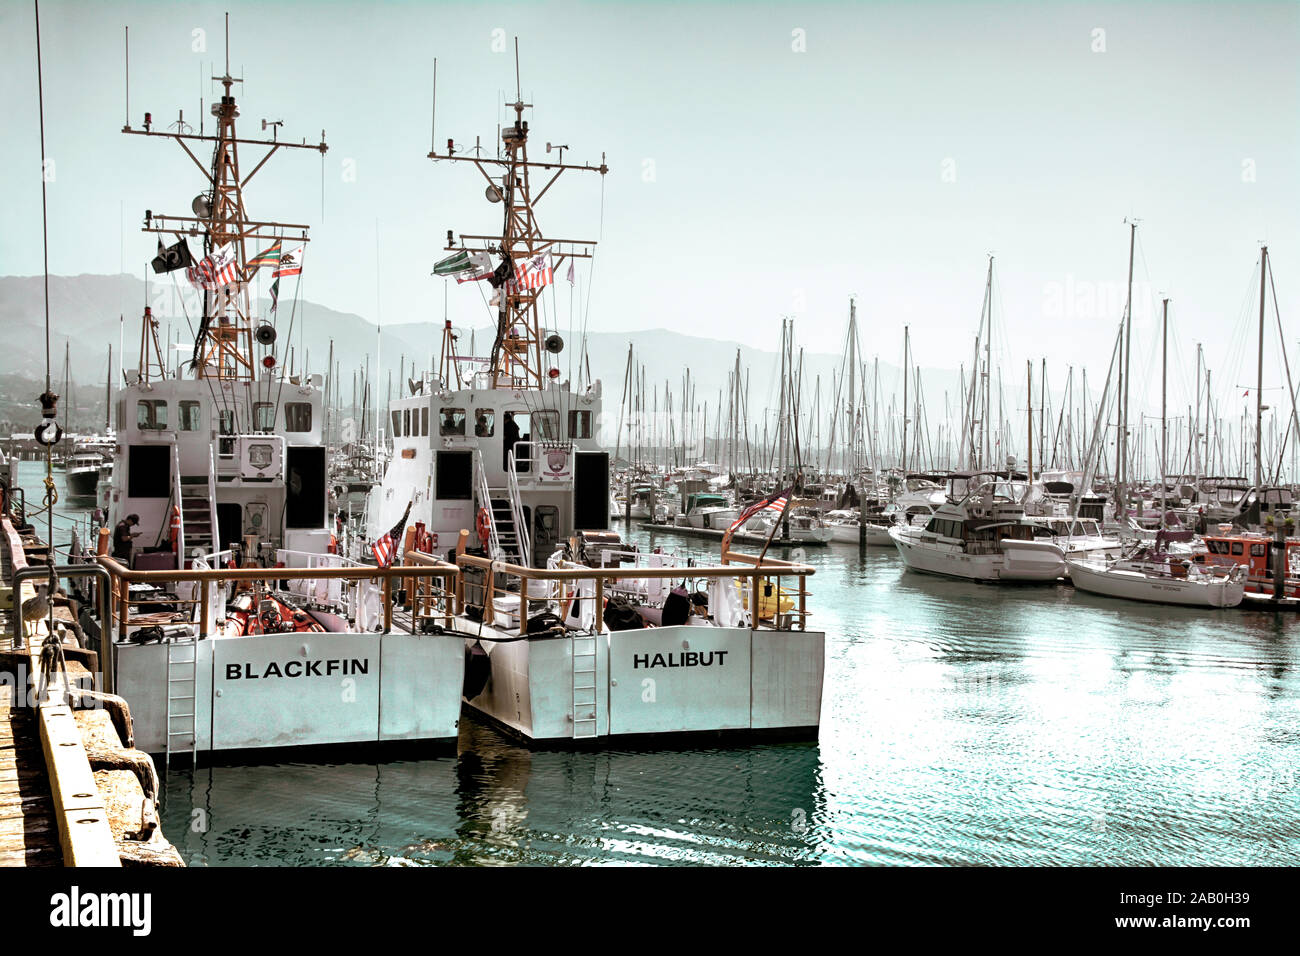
<box><xmin>25</xmin><ymin>468</ymin><xmax>1300</xmax><ymax>866</ymax></box>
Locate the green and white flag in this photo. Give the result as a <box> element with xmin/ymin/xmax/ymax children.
<box><xmin>433</xmin><ymin>250</ymin><xmax>471</xmax><ymax>276</ymax></box>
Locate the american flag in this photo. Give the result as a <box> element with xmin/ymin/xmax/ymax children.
<box><xmin>513</xmin><ymin>253</ymin><xmax>553</xmax><ymax>292</ymax></box>
<box><xmin>211</xmin><ymin>245</ymin><xmax>238</xmax><ymax>286</ymax></box>
<box><xmin>728</xmin><ymin>487</ymin><xmax>792</xmax><ymax>534</ymax></box>
<box><xmin>372</xmin><ymin>499</ymin><xmax>413</xmax><ymax>568</ymax></box>
<box><xmin>185</xmin><ymin>244</ymin><xmax>239</xmax><ymax>290</ymax></box>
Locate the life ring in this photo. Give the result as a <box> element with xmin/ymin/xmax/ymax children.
<box><xmin>169</xmin><ymin>505</ymin><xmax>181</xmax><ymax>553</ymax></box>
<box><xmin>476</xmin><ymin>507</ymin><xmax>492</xmax><ymax>544</ymax></box>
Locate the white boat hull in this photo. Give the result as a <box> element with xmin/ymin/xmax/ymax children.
<box><xmin>116</xmin><ymin>630</ymin><xmax>466</xmax><ymax>754</ymax></box>
<box><xmin>458</xmin><ymin>622</ymin><xmax>824</xmax><ymax>743</ymax></box>
<box><xmin>1066</xmin><ymin>559</ymin><xmax>1245</xmax><ymax>608</ymax></box>
<box><xmin>675</xmin><ymin>508</ymin><xmax>739</xmax><ymax>531</ymax></box>
<box><xmin>890</xmin><ymin>528</ymin><xmax>1065</xmax><ymax>581</ymax></box>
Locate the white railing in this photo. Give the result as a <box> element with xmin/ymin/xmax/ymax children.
<box><xmin>276</xmin><ymin>548</ymin><xmax>368</xmax><ymax>608</ymax></box>
<box><xmin>207</xmin><ymin>446</ymin><xmax>220</xmax><ymax>554</ymax></box>
<box><xmin>506</xmin><ymin>448</ymin><xmax>532</xmax><ymax>567</ymax></box>
<box><xmin>471</xmin><ymin>448</ymin><xmax>502</xmax><ymax>559</ymax></box>
<box><xmin>171</xmin><ymin>448</ymin><xmax>185</xmax><ymax>563</ymax></box>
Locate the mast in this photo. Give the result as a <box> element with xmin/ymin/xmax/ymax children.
<box><xmin>1116</xmin><ymin>220</ymin><xmax>1136</xmax><ymax>515</ymax></box>
<box><xmin>428</xmin><ymin>39</ymin><xmax>606</xmax><ymax>390</ymax></box>
<box><xmin>847</xmin><ymin>297</ymin><xmax>857</xmax><ymax>479</ymax></box>
<box><xmin>105</xmin><ymin>345</ymin><xmax>113</xmax><ymax>433</ymax></box>
<box><xmin>1026</xmin><ymin>360</ymin><xmax>1033</xmax><ymax>481</ymax></box>
<box><xmin>1255</xmin><ymin>246</ymin><xmax>1268</xmax><ymax>490</ymax></box>
<box><xmin>901</xmin><ymin>325</ymin><xmax>910</xmax><ymax>475</ymax></box>
<box><xmin>126</xmin><ymin>13</ymin><xmax>325</xmax><ymax>385</ymax></box>
<box><xmin>982</xmin><ymin>258</ymin><xmax>993</xmax><ymax>469</ymax></box>
<box><xmin>1161</xmin><ymin>297</ymin><xmax>1168</xmax><ymax>524</ymax></box>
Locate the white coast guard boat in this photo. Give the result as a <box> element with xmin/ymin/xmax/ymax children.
<box><xmin>101</xmin><ymin>53</ymin><xmax>463</xmax><ymax>760</ymax></box>
<box><xmin>376</xmin><ymin>78</ymin><xmax>825</xmax><ymax>745</ymax></box>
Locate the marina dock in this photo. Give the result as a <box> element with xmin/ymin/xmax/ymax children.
<box><xmin>0</xmin><ymin>507</ymin><xmax>182</xmax><ymax>867</ymax></box>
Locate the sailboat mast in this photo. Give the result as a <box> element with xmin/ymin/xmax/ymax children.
<box><xmin>1255</xmin><ymin>246</ymin><xmax>1268</xmax><ymax>490</ymax></box>
<box><xmin>902</xmin><ymin>325</ymin><xmax>910</xmax><ymax>475</ymax></box>
<box><xmin>1161</xmin><ymin>297</ymin><xmax>1169</xmax><ymax>524</ymax></box>
<box><xmin>1117</xmin><ymin>221</ymin><xmax>1136</xmax><ymax>514</ymax></box>
<box><xmin>1026</xmin><ymin>360</ymin><xmax>1033</xmax><ymax>480</ymax></box>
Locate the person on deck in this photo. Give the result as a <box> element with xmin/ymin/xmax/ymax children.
<box><xmin>503</xmin><ymin>411</ymin><xmax>520</xmax><ymax>469</ymax></box>
<box><xmin>113</xmin><ymin>514</ymin><xmax>141</xmax><ymax>564</ymax></box>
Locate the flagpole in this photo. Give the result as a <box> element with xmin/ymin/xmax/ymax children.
<box><xmin>755</xmin><ymin>493</ymin><xmax>788</xmax><ymax>567</ymax></box>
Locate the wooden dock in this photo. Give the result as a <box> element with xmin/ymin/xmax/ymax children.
<box><xmin>0</xmin><ymin>517</ymin><xmax>60</xmax><ymax>866</ymax></box>
<box><xmin>0</xmin><ymin>510</ymin><xmax>182</xmax><ymax>868</ymax></box>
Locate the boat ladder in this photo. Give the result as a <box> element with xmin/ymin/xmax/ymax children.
<box><xmin>165</xmin><ymin>638</ymin><xmax>199</xmax><ymax>770</ymax></box>
<box><xmin>571</xmin><ymin>634</ymin><xmax>598</xmax><ymax>739</ymax></box>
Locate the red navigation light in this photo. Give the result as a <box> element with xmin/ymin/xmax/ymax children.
<box><xmin>262</xmin><ymin>355</ymin><xmax>276</xmax><ymax>369</ymax></box>
<box><xmin>547</xmin><ymin>367</ymin><xmax>560</xmax><ymax>379</ymax></box>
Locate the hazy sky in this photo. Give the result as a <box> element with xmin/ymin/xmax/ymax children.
<box><xmin>2</xmin><ymin>0</ymin><xmax>1297</xmax><ymax>423</ymax></box>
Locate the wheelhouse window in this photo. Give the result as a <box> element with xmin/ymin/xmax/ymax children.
<box><xmin>568</xmin><ymin>410</ymin><xmax>592</xmax><ymax>439</ymax></box>
<box><xmin>136</xmin><ymin>399</ymin><xmax>167</xmax><ymax>430</ymax></box>
<box><xmin>178</xmin><ymin>401</ymin><xmax>201</xmax><ymax>431</ymax></box>
<box><xmin>391</xmin><ymin>410</ymin><xmax>402</xmax><ymax>438</ymax></box>
<box><xmin>440</xmin><ymin>407</ymin><xmax>466</xmax><ymax>436</ymax></box>
<box><xmin>403</xmin><ymin>409</ymin><xmax>412</xmax><ymax>437</ymax></box>
<box><xmin>532</xmin><ymin>410</ymin><xmax>561</xmax><ymax>440</ymax></box>
<box><xmin>420</xmin><ymin>407</ymin><xmax>429</xmax><ymax>436</ymax></box>
<box><xmin>254</xmin><ymin>402</ymin><xmax>275</xmax><ymax>431</ymax></box>
<box><xmin>285</xmin><ymin>402</ymin><xmax>312</xmax><ymax>432</ymax></box>
<box><xmin>474</xmin><ymin>408</ymin><xmax>495</xmax><ymax>437</ymax></box>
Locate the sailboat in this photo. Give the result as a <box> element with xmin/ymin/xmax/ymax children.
<box><xmin>1066</xmin><ymin>530</ymin><xmax>1246</xmax><ymax>607</ymax></box>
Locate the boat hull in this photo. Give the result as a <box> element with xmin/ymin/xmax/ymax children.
<box><xmin>116</xmin><ymin>629</ymin><xmax>466</xmax><ymax>754</ymax></box>
<box><xmin>1066</xmin><ymin>559</ymin><xmax>1245</xmax><ymax>608</ymax></box>
<box><xmin>890</xmin><ymin>529</ymin><xmax>1065</xmax><ymax>581</ymax></box>
<box><xmin>66</xmin><ymin>468</ymin><xmax>99</xmax><ymax>499</ymax></box>
<box><xmin>457</xmin><ymin>621</ymin><xmax>824</xmax><ymax>745</ymax></box>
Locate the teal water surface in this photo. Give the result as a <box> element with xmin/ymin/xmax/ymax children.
<box><xmin>22</xmin><ymin>464</ymin><xmax>1299</xmax><ymax>867</ymax></box>
<box><xmin>162</xmin><ymin>524</ymin><xmax>1300</xmax><ymax>866</ymax></box>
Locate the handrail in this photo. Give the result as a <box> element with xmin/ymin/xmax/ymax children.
<box><xmin>11</xmin><ymin>563</ymin><xmax>114</xmax><ymax>694</ymax></box>
<box><xmin>433</xmin><ymin>550</ymin><xmax>815</xmax><ymax>581</ymax></box>
<box><xmin>207</xmin><ymin>445</ymin><xmax>220</xmax><ymax>555</ymax></box>
<box><xmin>171</xmin><ymin>448</ymin><xmax>185</xmax><ymax>566</ymax></box>
<box><xmin>413</xmin><ymin>549</ymin><xmax>814</xmax><ymax>634</ymax></box>
<box><xmin>505</xmin><ymin>448</ymin><xmax>532</xmax><ymax>566</ymax></box>
<box><xmin>471</xmin><ymin>447</ymin><xmax>502</xmax><ymax>559</ymax></box>
<box><xmin>97</xmin><ymin>554</ymin><xmax>461</xmax><ymax>637</ymax></box>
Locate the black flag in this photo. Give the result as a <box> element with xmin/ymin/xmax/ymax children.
<box><xmin>151</xmin><ymin>238</ymin><xmax>194</xmax><ymax>274</ymax></box>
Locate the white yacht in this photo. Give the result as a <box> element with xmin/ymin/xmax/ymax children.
<box><xmin>890</xmin><ymin>472</ymin><xmax>1066</xmax><ymax>582</ymax></box>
